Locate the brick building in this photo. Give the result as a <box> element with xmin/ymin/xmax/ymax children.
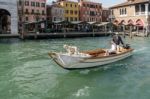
<box><xmin>78</xmin><ymin>0</ymin><xmax>102</xmax><ymax>22</ymax></box>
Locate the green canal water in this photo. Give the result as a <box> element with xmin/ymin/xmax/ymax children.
<box><xmin>0</xmin><ymin>37</ymin><xmax>150</xmax><ymax>99</ymax></box>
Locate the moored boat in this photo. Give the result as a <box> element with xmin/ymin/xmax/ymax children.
<box><xmin>48</xmin><ymin>46</ymin><xmax>134</xmax><ymax>70</ymax></box>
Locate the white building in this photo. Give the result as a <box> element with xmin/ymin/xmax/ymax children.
<box><xmin>0</xmin><ymin>0</ymin><xmax>18</xmax><ymax>34</ymax></box>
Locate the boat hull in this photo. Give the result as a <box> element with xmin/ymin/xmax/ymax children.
<box><xmin>48</xmin><ymin>49</ymin><xmax>133</xmax><ymax>70</ymax></box>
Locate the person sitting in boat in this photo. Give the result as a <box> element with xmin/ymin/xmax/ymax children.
<box><xmin>63</xmin><ymin>44</ymin><xmax>79</xmax><ymax>55</ymax></box>
<box><xmin>112</xmin><ymin>32</ymin><xmax>124</xmax><ymax>52</ymax></box>
<box><xmin>105</xmin><ymin>41</ymin><xmax>117</xmax><ymax>56</ymax></box>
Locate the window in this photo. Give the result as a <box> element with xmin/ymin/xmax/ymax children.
<box><xmin>36</xmin><ymin>10</ymin><xmax>40</xmax><ymax>15</ymax></box>
<box><xmin>60</xmin><ymin>9</ymin><xmax>63</xmax><ymax>14</ymax></box>
<box><xmin>83</xmin><ymin>4</ymin><xmax>86</xmax><ymax>7</ymax></box>
<box><xmin>70</xmin><ymin>17</ymin><xmax>73</xmax><ymax>21</ymax></box>
<box><xmin>75</xmin><ymin>17</ymin><xmax>78</xmax><ymax>21</ymax></box>
<box><xmin>31</xmin><ymin>9</ymin><xmax>34</xmax><ymax>14</ymax></box>
<box><xmin>99</xmin><ymin>5</ymin><xmax>102</xmax><ymax>9</ymax></box>
<box><xmin>96</xmin><ymin>5</ymin><xmax>97</xmax><ymax>8</ymax></box>
<box><xmin>125</xmin><ymin>8</ymin><xmax>127</xmax><ymax>14</ymax></box>
<box><xmin>120</xmin><ymin>8</ymin><xmax>127</xmax><ymax>15</ymax></box>
<box><xmin>120</xmin><ymin>9</ymin><xmax>122</xmax><ymax>15</ymax></box>
<box><xmin>25</xmin><ymin>9</ymin><xmax>29</xmax><ymax>14</ymax></box>
<box><xmin>36</xmin><ymin>2</ymin><xmax>40</xmax><ymax>7</ymax></box>
<box><xmin>87</xmin><ymin>4</ymin><xmax>89</xmax><ymax>7</ymax></box>
<box><xmin>75</xmin><ymin>4</ymin><xmax>77</xmax><ymax>7</ymax></box>
<box><xmin>149</xmin><ymin>4</ymin><xmax>150</xmax><ymax>11</ymax></box>
<box><xmin>66</xmin><ymin>10</ymin><xmax>69</xmax><ymax>14</ymax></box>
<box><xmin>54</xmin><ymin>17</ymin><xmax>56</xmax><ymax>21</ymax></box>
<box><xmin>66</xmin><ymin>4</ymin><xmax>68</xmax><ymax>7</ymax></box>
<box><xmin>31</xmin><ymin>2</ymin><xmax>35</xmax><ymax>6</ymax></box>
<box><xmin>66</xmin><ymin>17</ymin><xmax>69</xmax><ymax>21</ymax></box>
<box><xmin>70</xmin><ymin>4</ymin><xmax>72</xmax><ymax>7</ymax></box>
<box><xmin>25</xmin><ymin>1</ymin><xmax>29</xmax><ymax>6</ymax></box>
<box><xmin>141</xmin><ymin>4</ymin><xmax>145</xmax><ymax>12</ymax></box>
<box><xmin>41</xmin><ymin>3</ymin><xmax>45</xmax><ymax>7</ymax></box>
<box><xmin>18</xmin><ymin>10</ymin><xmax>22</xmax><ymax>14</ymax></box>
<box><xmin>26</xmin><ymin>17</ymin><xmax>28</xmax><ymax>21</ymax></box>
<box><xmin>19</xmin><ymin>0</ymin><xmax>22</xmax><ymax>5</ymax></box>
<box><xmin>70</xmin><ymin>10</ymin><xmax>73</xmax><ymax>14</ymax></box>
<box><xmin>135</xmin><ymin>5</ymin><xmax>139</xmax><ymax>12</ymax></box>
<box><xmin>111</xmin><ymin>10</ymin><xmax>114</xmax><ymax>15</ymax></box>
<box><xmin>90</xmin><ymin>5</ymin><xmax>95</xmax><ymax>8</ymax></box>
<box><xmin>74</xmin><ymin>11</ymin><xmax>78</xmax><ymax>15</ymax></box>
<box><xmin>42</xmin><ymin>10</ymin><xmax>45</xmax><ymax>15</ymax></box>
<box><xmin>90</xmin><ymin>11</ymin><xmax>96</xmax><ymax>16</ymax></box>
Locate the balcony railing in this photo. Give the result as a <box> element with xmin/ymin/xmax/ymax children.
<box><xmin>135</xmin><ymin>12</ymin><xmax>146</xmax><ymax>15</ymax></box>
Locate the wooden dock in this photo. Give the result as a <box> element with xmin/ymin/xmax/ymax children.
<box><xmin>0</xmin><ymin>32</ymin><xmax>112</xmax><ymax>39</ymax></box>
<box><xmin>0</xmin><ymin>34</ymin><xmax>19</xmax><ymax>38</ymax></box>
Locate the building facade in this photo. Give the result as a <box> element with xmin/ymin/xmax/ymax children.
<box><xmin>47</xmin><ymin>4</ymin><xmax>65</xmax><ymax>22</ymax></box>
<box><xmin>110</xmin><ymin>0</ymin><xmax>150</xmax><ymax>32</ymax></box>
<box><xmin>78</xmin><ymin>0</ymin><xmax>102</xmax><ymax>22</ymax></box>
<box><xmin>0</xmin><ymin>0</ymin><xmax>18</xmax><ymax>34</ymax></box>
<box><xmin>58</xmin><ymin>0</ymin><xmax>79</xmax><ymax>21</ymax></box>
<box><xmin>102</xmin><ymin>8</ymin><xmax>110</xmax><ymax>22</ymax></box>
<box><xmin>18</xmin><ymin>0</ymin><xmax>47</xmax><ymax>23</ymax></box>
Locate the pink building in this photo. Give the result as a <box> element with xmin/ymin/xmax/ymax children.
<box><xmin>18</xmin><ymin>0</ymin><xmax>47</xmax><ymax>33</ymax></box>
<box><xmin>18</xmin><ymin>0</ymin><xmax>46</xmax><ymax>23</ymax></box>
<box><xmin>79</xmin><ymin>0</ymin><xmax>102</xmax><ymax>22</ymax></box>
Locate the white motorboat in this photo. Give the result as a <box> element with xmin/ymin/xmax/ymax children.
<box><xmin>48</xmin><ymin>47</ymin><xmax>134</xmax><ymax>70</ymax></box>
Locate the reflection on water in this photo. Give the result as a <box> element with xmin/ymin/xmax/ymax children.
<box><xmin>0</xmin><ymin>37</ymin><xmax>150</xmax><ymax>99</ymax></box>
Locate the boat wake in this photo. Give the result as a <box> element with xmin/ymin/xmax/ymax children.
<box><xmin>73</xmin><ymin>86</ymin><xmax>89</xmax><ymax>97</ymax></box>
<box><xmin>134</xmin><ymin>47</ymin><xmax>147</xmax><ymax>53</ymax></box>
<box><xmin>79</xmin><ymin>70</ymin><xmax>90</xmax><ymax>75</ymax></box>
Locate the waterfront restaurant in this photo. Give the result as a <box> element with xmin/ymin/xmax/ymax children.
<box><xmin>110</xmin><ymin>0</ymin><xmax>150</xmax><ymax>35</ymax></box>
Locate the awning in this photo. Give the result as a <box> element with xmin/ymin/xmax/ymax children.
<box><xmin>118</xmin><ymin>20</ymin><xmax>126</xmax><ymax>25</ymax></box>
<box><xmin>70</xmin><ymin>21</ymin><xmax>83</xmax><ymax>24</ymax></box>
<box><xmin>113</xmin><ymin>20</ymin><xmax>119</xmax><ymax>25</ymax></box>
<box><xmin>53</xmin><ymin>20</ymin><xmax>71</xmax><ymax>24</ymax></box>
<box><xmin>24</xmin><ymin>20</ymin><xmax>46</xmax><ymax>25</ymax></box>
<box><xmin>126</xmin><ymin>20</ymin><xmax>134</xmax><ymax>26</ymax></box>
<box><xmin>96</xmin><ymin>22</ymin><xmax>110</xmax><ymax>26</ymax></box>
<box><xmin>136</xmin><ymin>20</ymin><xmax>144</xmax><ymax>27</ymax></box>
<box><xmin>87</xmin><ymin>21</ymin><xmax>101</xmax><ymax>25</ymax></box>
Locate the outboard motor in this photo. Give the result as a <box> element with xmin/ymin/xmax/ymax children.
<box><xmin>123</xmin><ymin>44</ymin><xmax>130</xmax><ymax>49</ymax></box>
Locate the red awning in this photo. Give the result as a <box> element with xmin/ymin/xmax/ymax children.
<box><xmin>113</xmin><ymin>20</ymin><xmax>119</xmax><ymax>25</ymax></box>
<box><xmin>127</xmin><ymin>20</ymin><xmax>134</xmax><ymax>26</ymax></box>
<box><xmin>118</xmin><ymin>20</ymin><xmax>126</xmax><ymax>25</ymax></box>
<box><xmin>136</xmin><ymin>20</ymin><xmax>144</xmax><ymax>26</ymax></box>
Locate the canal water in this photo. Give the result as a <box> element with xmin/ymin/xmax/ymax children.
<box><xmin>0</xmin><ymin>37</ymin><xmax>150</xmax><ymax>99</ymax></box>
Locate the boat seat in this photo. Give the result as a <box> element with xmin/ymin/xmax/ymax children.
<box><xmin>81</xmin><ymin>49</ymin><xmax>106</xmax><ymax>57</ymax></box>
